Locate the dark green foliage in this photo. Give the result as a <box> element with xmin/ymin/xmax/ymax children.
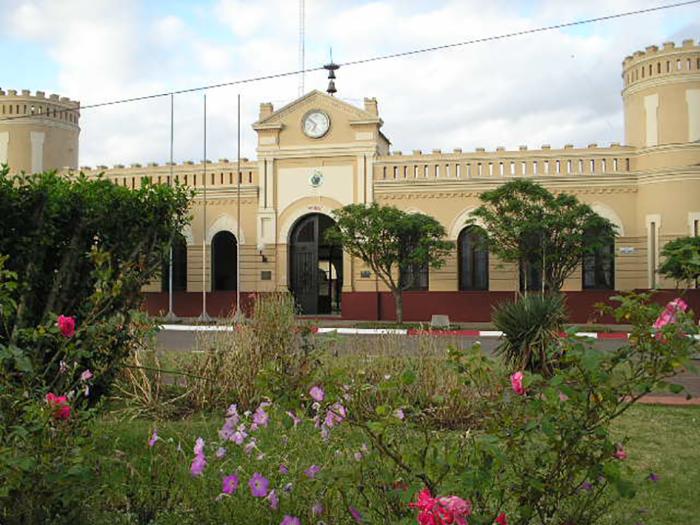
<box><xmin>0</xmin><ymin>166</ymin><xmax>191</xmax><ymax>332</ymax></box>
<box><xmin>658</xmin><ymin>235</ymin><xmax>700</xmax><ymax>287</ymax></box>
<box><xmin>471</xmin><ymin>179</ymin><xmax>616</xmax><ymax>292</ymax></box>
<box><xmin>493</xmin><ymin>293</ymin><xmax>567</xmax><ymax>375</ymax></box>
<box><xmin>0</xmin><ymin>166</ymin><xmax>191</xmax><ymax>400</ymax></box>
<box><xmin>326</xmin><ymin>203</ymin><xmax>452</xmax><ymax>322</ymax></box>
<box><xmin>0</xmin><ymin>166</ymin><xmax>191</xmax><ymax>523</ymax></box>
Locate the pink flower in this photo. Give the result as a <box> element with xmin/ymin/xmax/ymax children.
<box><xmin>244</xmin><ymin>439</ymin><xmax>257</xmax><ymax>455</ymax></box>
<box><xmin>354</xmin><ymin>451</ymin><xmax>364</xmax><ymax>462</ymax></box>
<box><xmin>510</xmin><ymin>371</ymin><xmax>525</xmax><ymax>396</ymax></box>
<box><xmin>654</xmin><ymin>298</ymin><xmax>688</xmax><ymax>340</ymax></box>
<box><xmin>394</xmin><ymin>408</ymin><xmax>405</xmax><ymax>420</ymax></box>
<box><xmin>231</xmin><ymin>426</ymin><xmax>248</xmax><ymax>445</ymax></box>
<box><xmin>215</xmin><ymin>447</ymin><xmax>226</xmax><ymax>459</ymax></box>
<box><xmin>249</xmin><ymin>472</ymin><xmax>270</xmax><ymax>497</ymax></box>
<box><xmin>280</xmin><ymin>517</ymin><xmax>301</xmax><ymax>525</ymax></box>
<box><xmin>312</xmin><ymin>502</ymin><xmax>324</xmax><ymax>515</ymax></box>
<box><xmin>495</xmin><ymin>512</ymin><xmax>509</xmax><ymax>525</ymax></box>
<box><xmin>410</xmin><ymin>488</ymin><xmax>472</xmax><ymax>525</ymax></box>
<box><xmin>324</xmin><ymin>402</ymin><xmax>347</xmax><ymax>428</ymax></box>
<box><xmin>252</xmin><ymin>404</ymin><xmax>270</xmax><ymax>429</ymax></box>
<box><xmin>190</xmin><ymin>454</ymin><xmax>207</xmax><ymax>476</ymax></box>
<box><xmin>286</xmin><ymin>410</ymin><xmax>301</xmax><ymax>427</ymax></box>
<box><xmin>219</xmin><ymin>419</ymin><xmax>235</xmax><ymax>440</ymax></box>
<box><xmin>304</xmin><ymin>464</ymin><xmax>321</xmax><ymax>479</ymax></box>
<box><xmin>193</xmin><ymin>437</ymin><xmax>205</xmax><ymax>456</ymax></box>
<box><xmin>440</xmin><ymin>495</ymin><xmax>472</xmax><ymax>518</ymax></box>
<box><xmin>45</xmin><ymin>392</ymin><xmax>71</xmax><ymax>420</ymax></box>
<box><xmin>268</xmin><ymin>489</ymin><xmax>279</xmax><ymax>510</ymax></box>
<box><xmin>57</xmin><ymin>315</ymin><xmax>76</xmax><ymax>338</ymax></box>
<box><xmin>80</xmin><ymin>369</ymin><xmax>93</xmax><ymax>382</ymax></box>
<box><xmin>309</xmin><ymin>385</ymin><xmax>325</xmax><ymax>402</ymax></box>
<box><xmin>222</xmin><ymin>474</ymin><xmax>239</xmax><ymax>495</ymax></box>
<box><xmin>614</xmin><ymin>444</ymin><xmax>627</xmax><ymax>460</ymax></box>
<box><xmin>279</xmin><ymin>464</ymin><xmax>289</xmax><ymax>474</ymax></box>
<box><xmin>148</xmin><ymin>430</ymin><xmax>159</xmax><ymax>448</ymax></box>
<box><xmin>349</xmin><ymin>506</ymin><xmax>363</xmax><ymax>523</ymax></box>
<box><xmin>654</xmin><ymin>298</ymin><xmax>688</xmax><ymax>330</ymax></box>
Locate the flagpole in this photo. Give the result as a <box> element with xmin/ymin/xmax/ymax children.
<box><xmin>165</xmin><ymin>93</ymin><xmax>178</xmax><ymax>321</ymax></box>
<box><xmin>198</xmin><ymin>93</ymin><xmax>212</xmax><ymax>322</ymax></box>
<box><xmin>235</xmin><ymin>93</ymin><xmax>243</xmax><ymax>322</ymax></box>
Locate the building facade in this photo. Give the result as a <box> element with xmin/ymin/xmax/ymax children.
<box><xmin>1</xmin><ymin>40</ymin><xmax>699</xmax><ymax>321</ymax></box>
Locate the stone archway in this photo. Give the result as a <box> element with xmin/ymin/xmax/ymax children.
<box><xmin>289</xmin><ymin>213</ymin><xmax>343</xmax><ymax>315</ymax></box>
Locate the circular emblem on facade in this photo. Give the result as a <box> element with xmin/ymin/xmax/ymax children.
<box><xmin>302</xmin><ymin>110</ymin><xmax>331</xmax><ymax>138</ymax></box>
<box><xmin>309</xmin><ymin>170</ymin><xmax>324</xmax><ymax>188</ymax></box>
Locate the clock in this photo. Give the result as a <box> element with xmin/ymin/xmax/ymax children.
<box><xmin>303</xmin><ymin>110</ymin><xmax>330</xmax><ymax>138</ymax></box>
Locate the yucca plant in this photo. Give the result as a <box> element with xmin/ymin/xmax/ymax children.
<box><xmin>493</xmin><ymin>293</ymin><xmax>567</xmax><ymax>376</ymax></box>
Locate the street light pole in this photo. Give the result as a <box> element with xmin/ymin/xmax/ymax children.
<box><xmin>165</xmin><ymin>93</ymin><xmax>178</xmax><ymax>321</ymax></box>
<box><xmin>198</xmin><ymin>94</ymin><xmax>212</xmax><ymax>322</ymax></box>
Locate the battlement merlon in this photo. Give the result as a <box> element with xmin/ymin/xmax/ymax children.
<box><xmin>379</xmin><ymin>143</ymin><xmax>633</xmax><ymax>162</ymax></box>
<box><xmin>622</xmin><ymin>40</ymin><xmax>699</xmax><ymax>87</ymax></box>
<box><xmin>0</xmin><ymin>88</ymin><xmax>80</xmax><ymax>108</ymax></box>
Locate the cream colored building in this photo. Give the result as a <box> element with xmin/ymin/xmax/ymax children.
<box><xmin>1</xmin><ymin>40</ymin><xmax>699</xmax><ymax>320</ymax></box>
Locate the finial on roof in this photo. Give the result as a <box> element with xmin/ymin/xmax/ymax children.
<box><xmin>323</xmin><ymin>47</ymin><xmax>339</xmax><ymax>96</ymax></box>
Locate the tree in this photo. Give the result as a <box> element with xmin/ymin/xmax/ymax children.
<box><xmin>327</xmin><ymin>203</ymin><xmax>452</xmax><ymax>323</ymax></box>
<box><xmin>0</xmin><ymin>166</ymin><xmax>192</xmax><ymax>400</ymax></box>
<box><xmin>658</xmin><ymin>236</ymin><xmax>700</xmax><ymax>288</ymax></box>
<box><xmin>470</xmin><ymin>179</ymin><xmax>616</xmax><ymax>293</ymax></box>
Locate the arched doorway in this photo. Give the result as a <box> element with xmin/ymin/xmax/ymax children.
<box><xmin>211</xmin><ymin>231</ymin><xmax>238</xmax><ymax>291</ymax></box>
<box><xmin>289</xmin><ymin>213</ymin><xmax>343</xmax><ymax>315</ymax></box>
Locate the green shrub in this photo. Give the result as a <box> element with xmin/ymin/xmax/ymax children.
<box><xmin>658</xmin><ymin>235</ymin><xmax>700</xmax><ymax>287</ymax></box>
<box><xmin>493</xmin><ymin>293</ymin><xmax>567</xmax><ymax>375</ymax></box>
<box><xmin>114</xmin><ymin>293</ymin><xmax>323</xmax><ymax>417</ymax></box>
<box><xmin>0</xmin><ymin>167</ymin><xmax>190</xmax><ymax>523</ymax></box>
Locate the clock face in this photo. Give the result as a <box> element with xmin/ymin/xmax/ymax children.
<box><xmin>303</xmin><ymin>110</ymin><xmax>330</xmax><ymax>138</ymax></box>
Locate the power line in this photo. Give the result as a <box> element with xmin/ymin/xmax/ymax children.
<box><xmin>0</xmin><ymin>0</ymin><xmax>697</xmax><ymax>123</ymax></box>
<box><xmin>340</xmin><ymin>0</ymin><xmax>700</xmax><ymax>68</ymax></box>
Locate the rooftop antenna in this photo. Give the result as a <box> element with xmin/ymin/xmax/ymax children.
<box><xmin>323</xmin><ymin>47</ymin><xmax>339</xmax><ymax>96</ymax></box>
<box><xmin>298</xmin><ymin>0</ymin><xmax>305</xmax><ymax>96</ymax></box>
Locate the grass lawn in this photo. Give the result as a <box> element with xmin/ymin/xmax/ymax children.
<box><xmin>605</xmin><ymin>404</ymin><xmax>700</xmax><ymax>525</ymax></box>
<box><xmin>95</xmin><ymin>404</ymin><xmax>699</xmax><ymax>524</ymax></box>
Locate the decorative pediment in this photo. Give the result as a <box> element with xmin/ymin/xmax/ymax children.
<box><xmin>253</xmin><ymin>90</ymin><xmax>380</xmax><ymax>128</ymax></box>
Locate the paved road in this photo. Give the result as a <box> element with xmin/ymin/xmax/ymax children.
<box><xmin>156</xmin><ymin>329</ymin><xmax>700</xmax><ymax>401</ymax></box>
<box><xmin>156</xmin><ymin>329</ymin><xmax>627</xmax><ymax>353</ymax></box>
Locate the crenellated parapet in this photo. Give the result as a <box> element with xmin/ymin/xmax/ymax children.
<box><xmin>621</xmin><ymin>40</ymin><xmax>700</xmax><ymax>152</ymax></box>
<box><xmin>622</xmin><ymin>40</ymin><xmax>699</xmax><ymax>92</ymax></box>
<box><xmin>65</xmin><ymin>158</ymin><xmax>260</xmax><ymax>193</ymax></box>
<box><xmin>0</xmin><ymin>89</ymin><xmax>81</xmax><ymax>173</ymax></box>
<box><xmin>0</xmin><ymin>88</ymin><xmax>80</xmax><ymax>127</ymax></box>
<box><xmin>374</xmin><ymin>143</ymin><xmax>635</xmax><ymax>180</ymax></box>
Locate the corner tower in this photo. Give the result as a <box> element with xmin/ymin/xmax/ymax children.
<box><xmin>622</xmin><ymin>40</ymin><xmax>700</xmax><ymax>151</ymax></box>
<box><xmin>0</xmin><ymin>89</ymin><xmax>80</xmax><ymax>174</ymax></box>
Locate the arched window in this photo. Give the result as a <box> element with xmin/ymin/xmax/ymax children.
<box><xmin>458</xmin><ymin>226</ymin><xmax>489</xmax><ymax>290</ymax></box>
<box><xmin>161</xmin><ymin>233</ymin><xmax>188</xmax><ymax>292</ymax></box>
<box><xmin>519</xmin><ymin>258</ymin><xmax>543</xmax><ymax>292</ymax></box>
<box><xmin>400</xmin><ymin>261</ymin><xmax>429</xmax><ymax>291</ymax></box>
<box><xmin>211</xmin><ymin>231</ymin><xmax>238</xmax><ymax>291</ymax></box>
<box><xmin>583</xmin><ymin>230</ymin><xmax>615</xmax><ymax>290</ymax></box>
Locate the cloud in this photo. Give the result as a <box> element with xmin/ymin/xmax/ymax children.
<box><xmin>2</xmin><ymin>0</ymin><xmax>696</xmax><ymax>166</ymax></box>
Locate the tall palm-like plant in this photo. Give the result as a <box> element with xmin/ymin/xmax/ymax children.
<box><xmin>493</xmin><ymin>294</ymin><xmax>567</xmax><ymax>376</ymax></box>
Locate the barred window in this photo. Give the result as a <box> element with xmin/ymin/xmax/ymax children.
<box><xmin>458</xmin><ymin>226</ymin><xmax>489</xmax><ymax>290</ymax></box>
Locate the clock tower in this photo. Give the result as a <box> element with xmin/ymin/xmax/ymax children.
<box><xmin>251</xmin><ymin>90</ymin><xmax>389</xmax><ymax>311</ymax></box>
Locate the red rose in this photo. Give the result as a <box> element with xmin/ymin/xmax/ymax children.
<box><xmin>57</xmin><ymin>315</ymin><xmax>76</xmax><ymax>338</ymax></box>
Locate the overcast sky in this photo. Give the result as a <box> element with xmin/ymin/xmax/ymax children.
<box><xmin>1</xmin><ymin>0</ymin><xmax>698</xmax><ymax>166</ymax></box>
